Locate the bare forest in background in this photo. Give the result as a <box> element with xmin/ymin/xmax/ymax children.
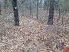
<box><xmin>0</xmin><ymin>0</ymin><xmax>69</xmax><ymax>52</ymax></box>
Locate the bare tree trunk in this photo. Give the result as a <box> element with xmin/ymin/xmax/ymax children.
<box><xmin>47</xmin><ymin>0</ymin><xmax>55</xmax><ymax>25</ymax></box>
<box><xmin>39</xmin><ymin>0</ymin><xmax>42</xmax><ymax>8</ymax></box>
<box><xmin>57</xmin><ymin>8</ymin><xmax>61</xmax><ymax>22</ymax></box>
<box><xmin>4</xmin><ymin>0</ymin><xmax>8</xmax><ymax>16</ymax></box>
<box><xmin>44</xmin><ymin>0</ymin><xmax>47</xmax><ymax>10</ymax></box>
<box><xmin>4</xmin><ymin>0</ymin><xmax>8</xmax><ymax>8</ymax></box>
<box><xmin>37</xmin><ymin>0</ymin><xmax>39</xmax><ymax>19</ymax></box>
<box><xmin>12</xmin><ymin>0</ymin><xmax>19</xmax><ymax>26</ymax></box>
<box><xmin>0</xmin><ymin>2</ymin><xmax>1</xmax><ymax>15</ymax></box>
<box><xmin>30</xmin><ymin>0</ymin><xmax>32</xmax><ymax>18</ymax></box>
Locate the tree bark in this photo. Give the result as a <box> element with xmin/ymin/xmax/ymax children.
<box><xmin>37</xmin><ymin>0</ymin><xmax>39</xmax><ymax>19</ymax></box>
<box><xmin>30</xmin><ymin>0</ymin><xmax>32</xmax><ymax>18</ymax></box>
<box><xmin>47</xmin><ymin>0</ymin><xmax>55</xmax><ymax>25</ymax></box>
<box><xmin>12</xmin><ymin>0</ymin><xmax>19</xmax><ymax>26</ymax></box>
<box><xmin>0</xmin><ymin>2</ymin><xmax>1</xmax><ymax>15</ymax></box>
<box><xmin>57</xmin><ymin>8</ymin><xmax>61</xmax><ymax>22</ymax></box>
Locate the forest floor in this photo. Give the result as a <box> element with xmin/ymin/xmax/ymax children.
<box><xmin>0</xmin><ymin>11</ymin><xmax>69</xmax><ymax>52</ymax></box>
